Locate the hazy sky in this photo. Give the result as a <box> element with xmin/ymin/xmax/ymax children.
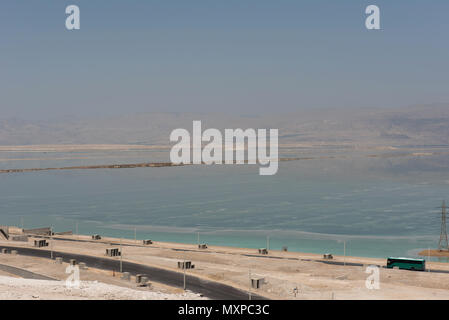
<box><xmin>1</xmin><ymin>1</ymin><xmax>448</xmax><ymax>119</ymax></box>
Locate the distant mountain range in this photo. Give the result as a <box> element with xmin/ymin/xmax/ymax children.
<box><xmin>0</xmin><ymin>103</ymin><xmax>448</xmax><ymax>147</ymax></box>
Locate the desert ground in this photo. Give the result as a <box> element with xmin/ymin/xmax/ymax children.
<box><xmin>2</xmin><ymin>233</ymin><xmax>449</xmax><ymax>300</ymax></box>
<box><xmin>0</xmin><ymin>251</ymin><xmax>204</xmax><ymax>300</ymax></box>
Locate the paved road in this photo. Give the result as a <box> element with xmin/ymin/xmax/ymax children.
<box><xmin>0</xmin><ymin>263</ymin><xmax>56</xmax><ymax>280</ymax></box>
<box><xmin>0</xmin><ymin>245</ymin><xmax>267</xmax><ymax>300</ymax></box>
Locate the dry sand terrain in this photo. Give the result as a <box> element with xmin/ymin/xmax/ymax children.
<box><xmin>0</xmin><ymin>276</ymin><xmax>202</xmax><ymax>300</ymax></box>
<box><xmin>2</xmin><ymin>234</ymin><xmax>449</xmax><ymax>300</ymax></box>
<box><xmin>0</xmin><ymin>253</ymin><xmax>203</xmax><ymax>300</ymax></box>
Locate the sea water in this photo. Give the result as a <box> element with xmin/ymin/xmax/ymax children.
<box><xmin>0</xmin><ymin>149</ymin><xmax>448</xmax><ymax>261</ymax></box>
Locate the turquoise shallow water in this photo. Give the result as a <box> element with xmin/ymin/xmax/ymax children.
<box><xmin>0</xmin><ymin>153</ymin><xmax>448</xmax><ymax>261</ymax></box>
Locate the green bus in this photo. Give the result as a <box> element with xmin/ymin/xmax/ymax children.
<box><xmin>386</xmin><ymin>257</ymin><xmax>426</xmax><ymax>271</ymax></box>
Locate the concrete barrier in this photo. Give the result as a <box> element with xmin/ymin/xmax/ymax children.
<box><xmin>105</xmin><ymin>248</ymin><xmax>121</xmax><ymax>257</ymax></box>
<box><xmin>121</xmin><ymin>272</ymin><xmax>130</xmax><ymax>281</ymax></box>
<box><xmin>135</xmin><ymin>274</ymin><xmax>144</xmax><ymax>283</ymax></box>
<box><xmin>178</xmin><ymin>261</ymin><xmax>192</xmax><ymax>269</ymax></box>
<box><xmin>138</xmin><ymin>276</ymin><xmax>149</xmax><ymax>287</ymax></box>
<box><xmin>24</xmin><ymin>227</ymin><xmax>52</xmax><ymax>236</ymax></box>
<box><xmin>33</xmin><ymin>239</ymin><xmax>49</xmax><ymax>248</ymax></box>
<box><xmin>251</xmin><ymin>277</ymin><xmax>265</xmax><ymax>289</ymax></box>
<box><xmin>10</xmin><ymin>235</ymin><xmax>28</xmax><ymax>242</ymax></box>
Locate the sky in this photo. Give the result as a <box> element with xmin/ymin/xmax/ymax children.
<box><xmin>0</xmin><ymin>0</ymin><xmax>448</xmax><ymax>119</ymax></box>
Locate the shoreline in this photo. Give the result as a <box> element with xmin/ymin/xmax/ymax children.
<box><xmin>12</xmin><ymin>231</ymin><xmax>449</xmax><ymax>268</ymax></box>
<box><xmin>5</xmin><ymin>224</ymin><xmax>446</xmax><ymax>261</ymax></box>
<box><xmin>418</xmin><ymin>249</ymin><xmax>449</xmax><ymax>258</ymax></box>
<box><xmin>74</xmin><ymin>226</ymin><xmax>449</xmax><ymax>262</ymax></box>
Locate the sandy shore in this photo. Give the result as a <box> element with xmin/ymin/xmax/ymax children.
<box><xmin>0</xmin><ymin>275</ymin><xmax>203</xmax><ymax>300</ymax></box>
<box><xmin>0</xmin><ymin>252</ymin><xmax>204</xmax><ymax>300</ymax></box>
<box><xmin>2</xmin><ymin>233</ymin><xmax>449</xmax><ymax>300</ymax></box>
<box><xmin>418</xmin><ymin>249</ymin><xmax>449</xmax><ymax>257</ymax></box>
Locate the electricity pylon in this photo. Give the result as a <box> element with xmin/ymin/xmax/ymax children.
<box><xmin>438</xmin><ymin>200</ymin><xmax>449</xmax><ymax>251</ymax></box>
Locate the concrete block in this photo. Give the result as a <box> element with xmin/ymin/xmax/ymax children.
<box><xmin>135</xmin><ymin>274</ymin><xmax>144</xmax><ymax>283</ymax></box>
<box><xmin>177</xmin><ymin>261</ymin><xmax>192</xmax><ymax>269</ymax></box>
<box><xmin>138</xmin><ymin>276</ymin><xmax>149</xmax><ymax>287</ymax></box>
<box><xmin>105</xmin><ymin>248</ymin><xmax>121</xmax><ymax>257</ymax></box>
<box><xmin>11</xmin><ymin>235</ymin><xmax>28</xmax><ymax>242</ymax></box>
<box><xmin>34</xmin><ymin>239</ymin><xmax>49</xmax><ymax>248</ymax></box>
<box><xmin>251</xmin><ymin>277</ymin><xmax>265</xmax><ymax>289</ymax></box>
<box><xmin>121</xmin><ymin>272</ymin><xmax>130</xmax><ymax>281</ymax></box>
